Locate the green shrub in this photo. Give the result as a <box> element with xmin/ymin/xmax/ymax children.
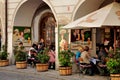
<box><xmin>107</xmin><ymin>58</ymin><xmax>120</xmax><ymax>74</ymax></box>
<box><xmin>37</xmin><ymin>48</ymin><xmax>50</xmax><ymax>64</ymax></box>
<box><xmin>14</xmin><ymin>46</ymin><xmax>27</xmax><ymax>62</ymax></box>
<box><xmin>15</xmin><ymin>51</ymin><xmax>27</xmax><ymax>62</ymax></box>
<box><xmin>0</xmin><ymin>45</ymin><xmax>8</xmax><ymax>60</ymax></box>
<box><xmin>106</xmin><ymin>49</ymin><xmax>120</xmax><ymax>74</ymax></box>
<box><xmin>59</xmin><ymin>50</ymin><xmax>74</xmax><ymax>67</ymax></box>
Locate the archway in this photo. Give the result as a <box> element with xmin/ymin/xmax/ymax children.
<box><xmin>13</xmin><ymin>0</ymin><xmax>56</xmax><ymax>48</ymax></box>
<box><xmin>11</xmin><ymin>0</ymin><xmax>57</xmax><ymax>66</ymax></box>
<box><xmin>73</xmin><ymin>0</ymin><xmax>105</xmax><ymax>20</ymax></box>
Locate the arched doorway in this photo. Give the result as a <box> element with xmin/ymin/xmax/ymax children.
<box><xmin>11</xmin><ymin>0</ymin><xmax>57</xmax><ymax>65</ymax></box>
<box><xmin>39</xmin><ymin>12</ymin><xmax>56</xmax><ymax>47</ymax></box>
<box><xmin>13</xmin><ymin>0</ymin><xmax>56</xmax><ymax>48</ymax></box>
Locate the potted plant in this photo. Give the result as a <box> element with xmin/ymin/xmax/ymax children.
<box><xmin>59</xmin><ymin>50</ymin><xmax>74</xmax><ymax>76</ymax></box>
<box><xmin>0</xmin><ymin>45</ymin><xmax>9</xmax><ymax>67</ymax></box>
<box><xmin>14</xmin><ymin>44</ymin><xmax>27</xmax><ymax>69</ymax></box>
<box><xmin>106</xmin><ymin>49</ymin><xmax>120</xmax><ymax>80</ymax></box>
<box><xmin>36</xmin><ymin>48</ymin><xmax>50</xmax><ymax>72</ymax></box>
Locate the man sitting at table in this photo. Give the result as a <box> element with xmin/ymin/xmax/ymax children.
<box><xmin>97</xmin><ymin>47</ymin><xmax>109</xmax><ymax>76</ymax></box>
<box><xmin>80</xmin><ymin>46</ymin><xmax>94</xmax><ymax>76</ymax></box>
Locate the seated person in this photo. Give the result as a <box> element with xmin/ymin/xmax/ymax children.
<box><xmin>27</xmin><ymin>49</ymin><xmax>37</xmax><ymax>67</ymax></box>
<box><xmin>97</xmin><ymin>56</ymin><xmax>109</xmax><ymax>76</ymax></box>
<box><xmin>80</xmin><ymin>46</ymin><xmax>91</xmax><ymax>64</ymax></box>
<box><xmin>31</xmin><ymin>42</ymin><xmax>38</xmax><ymax>51</ymax></box>
<box><xmin>97</xmin><ymin>47</ymin><xmax>109</xmax><ymax>75</ymax></box>
<box><xmin>75</xmin><ymin>47</ymin><xmax>83</xmax><ymax>64</ymax></box>
<box><xmin>97</xmin><ymin>47</ymin><xmax>108</xmax><ymax>61</ymax></box>
<box><xmin>80</xmin><ymin>46</ymin><xmax>94</xmax><ymax>75</ymax></box>
<box><xmin>38</xmin><ymin>38</ymin><xmax>45</xmax><ymax>52</ymax></box>
<box><xmin>75</xmin><ymin>47</ymin><xmax>83</xmax><ymax>72</ymax></box>
<box><xmin>108</xmin><ymin>46</ymin><xmax>114</xmax><ymax>58</ymax></box>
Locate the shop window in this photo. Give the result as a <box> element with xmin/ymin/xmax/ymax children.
<box><xmin>71</xmin><ymin>29</ymin><xmax>92</xmax><ymax>49</ymax></box>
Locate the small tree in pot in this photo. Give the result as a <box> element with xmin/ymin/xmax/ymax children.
<box><xmin>14</xmin><ymin>42</ymin><xmax>27</xmax><ymax>69</ymax></box>
<box><xmin>0</xmin><ymin>45</ymin><xmax>9</xmax><ymax>66</ymax></box>
<box><xmin>59</xmin><ymin>50</ymin><xmax>74</xmax><ymax>76</ymax></box>
<box><xmin>106</xmin><ymin>49</ymin><xmax>120</xmax><ymax>80</ymax></box>
<box><xmin>36</xmin><ymin>48</ymin><xmax>50</xmax><ymax>72</ymax></box>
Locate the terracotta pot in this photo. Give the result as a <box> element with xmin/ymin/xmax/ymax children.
<box><xmin>0</xmin><ymin>60</ymin><xmax>9</xmax><ymax>67</ymax></box>
<box><xmin>16</xmin><ymin>61</ymin><xmax>27</xmax><ymax>69</ymax></box>
<box><xmin>59</xmin><ymin>66</ymin><xmax>72</xmax><ymax>76</ymax></box>
<box><xmin>36</xmin><ymin>63</ymin><xmax>49</xmax><ymax>72</ymax></box>
<box><xmin>110</xmin><ymin>74</ymin><xmax>120</xmax><ymax>80</ymax></box>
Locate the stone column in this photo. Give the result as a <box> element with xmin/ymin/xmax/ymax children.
<box><xmin>68</xmin><ymin>29</ymin><xmax>71</xmax><ymax>44</ymax></box>
<box><xmin>92</xmin><ymin>28</ymin><xmax>96</xmax><ymax>56</ymax></box>
<box><xmin>55</xmin><ymin>27</ymin><xmax>59</xmax><ymax>70</ymax></box>
<box><xmin>7</xmin><ymin>27</ymin><xmax>14</xmax><ymax>64</ymax></box>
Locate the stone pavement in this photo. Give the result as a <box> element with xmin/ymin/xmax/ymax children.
<box><xmin>0</xmin><ymin>65</ymin><xmax>110</xmax><ymax>80</ymax></box>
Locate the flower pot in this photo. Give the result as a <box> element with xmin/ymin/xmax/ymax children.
<box><xmin>0</xmin><ymin>60</ymin><xmax>9</xmax><ymax>67</ymax></box>
<box><xmin>110</xmin><ymin>74</ymin><xmax>120</xmax><ymax>80</ymax></box>
<box><xmin>16</xmin><ymin>61</ymin><xmax>27</xmax><ymax>69</ymax></box>
<box><xmin>59</xmin><ymin>66</ymin><xmax>72</xmax><ymax>76</ymax></box>
<box><xmin>36</xmin><ymin>63</ymin><xmax>49</xmax><ymax>72</ymax></box>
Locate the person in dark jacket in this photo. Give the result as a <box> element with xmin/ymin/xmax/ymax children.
<box><xmin>38</xmin><ymin>38</ymin><xmax>45</xmax><ymax>52</ymax></box>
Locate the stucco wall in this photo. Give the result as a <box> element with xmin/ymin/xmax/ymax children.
<box><xmin>49</xmin><ymin>0</ymin><xmax>79</xmax><ymax>25</ymax></box>
<box><xmin>0</xmin><ymin>0</ymin><xmax>6</xmax><ymax>45</ymax></box>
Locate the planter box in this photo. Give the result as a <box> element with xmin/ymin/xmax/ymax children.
<box><xmin>16</xmin><ymin>61</ymin><xmax>27</xmax><ymax>69</ymax></box>
<box><xmin>36</xmin><ymin>63</ymin><xmax>49</xmax><ymax>72</ymax></box>
<box><xmin>59</xmin><ymin>66</ymin><xmax>72</xmax><ymax>76</ymax></box>
<box><xmin>110</xmin><ymin>74</ymin><xmax>120</xmax><ymax>80</ymax></box>
<box><xmin>0</xmin><ymin>60</ymin><xmax>9</xmax><ymax>67</ymax></box>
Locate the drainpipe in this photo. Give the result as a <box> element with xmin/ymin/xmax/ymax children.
<box><xmin>5</xmin><ymin>0</ymin><xmax>8</xmax><ymax>51</ymax></box>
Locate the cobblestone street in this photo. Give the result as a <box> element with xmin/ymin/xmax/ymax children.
<box><xmin>0</xmin><ymin>65</ymin><xmax>110</xmax><ymax>80</ymax></box>
<box><xmin>0</xmin><ymin>70</ymin><xmax>60</xmax><ymax>80</ymax></box>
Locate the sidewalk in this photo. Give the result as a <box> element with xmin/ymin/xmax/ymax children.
<box><xmin>0</xmin><ymin>65</ymin><xmax>110</xmax><ymax>80</ymax></box>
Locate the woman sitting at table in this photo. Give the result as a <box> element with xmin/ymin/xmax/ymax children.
<box><xmin>75</xmin><ymin>47</ymin><xmax>83</xmax><ymax>72</ymax></box>
<box><xmin>75</xmin><ymin>47</ymin><xmax>84</xmax><ymax>64</ymax></box>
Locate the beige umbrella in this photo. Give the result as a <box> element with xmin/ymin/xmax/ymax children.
<box><xmin>62</xmin><ymin>2</ymin><xmax>120</xmax><ymax>51</ymax></box>
<box><xmin>63</xmin><ymin>2</ymin><xmax>120</xmax><ymax>29</ymax></box>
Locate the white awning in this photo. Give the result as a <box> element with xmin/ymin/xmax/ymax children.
<box><xmin>62</xmin><ymin>2</ymin><xmax>120</xmax><ymax>29</ymax></box>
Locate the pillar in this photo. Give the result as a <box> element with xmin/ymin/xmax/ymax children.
<box><xmin>55</xmin><ymin>27</ymin><xmax>59</xmax><ymax>70</ymax></box>
<box><xmin>92</xmin><ymin>28</ymin><xmax>96</xmax><ymax>56</ymax></box>
<box><xmin>7</xmin><ymin>28</ymin><xmax>14</xmax><ymax>64</ymax></box>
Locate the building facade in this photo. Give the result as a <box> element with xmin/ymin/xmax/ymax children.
<box><xmin>0</xmin><ymin>0</ymin><xmax>116</xmax><ymax>70</ymax></box>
